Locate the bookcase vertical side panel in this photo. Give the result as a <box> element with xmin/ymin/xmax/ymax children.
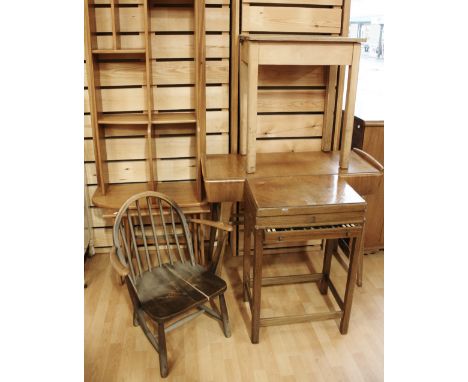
<box><xmin>230</xmin><ymin>0</ymin><xmax>240</xmax><ymax>153</ymax></box>
<box><xmin>195</xmin><ymin>0</ymin><xmax>207</xmax><ymax>199</ymax></box>
<box><xmin>144</xmin><ymin>0</ymin><xmax>156</xmax><ymax>188</ymax></box>
<box><xmin>333</xmin><ymin>0</ymin><xmax>351</xmax><ymax>150</ymax></box>
<box><xmin>85</xmin><ymin>0</ymin><xmax>109</xmax><ymax>193</ymax></box>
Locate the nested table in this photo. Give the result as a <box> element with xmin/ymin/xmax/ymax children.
<box><xmin>243</xmin><ymin>175</ymin><xmax>366</xmax><ymax>343</ymax></box>
<box><xmin>239</xmin><ymin>34</ymin><xmax>364</xmax><ymax>173</ymax></box>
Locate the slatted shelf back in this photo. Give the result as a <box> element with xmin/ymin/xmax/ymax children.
<box><xmin>242</xmin><ymin>0</ymin><xmax>343</xmax><ymax>35</ymax></box>
<box><xmin>84</xmin><ymin>0</ymin><xmax>231</xmax><ymax>251</ymax></box>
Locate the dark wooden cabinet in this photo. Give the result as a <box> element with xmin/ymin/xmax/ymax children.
<box><xmin>352</xmin><ymin>116</ymin><xmax>384</xmax><ymax>252</ymax></box>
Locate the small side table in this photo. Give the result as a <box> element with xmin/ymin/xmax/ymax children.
<box><xmin>243</xmin><ymin>175</ymin><xmax>366</xmax><ymax>343</ymax></box>
<box><xmin>239</xmin><ymin>35</ymin><xmax>364</xmax><ymax>173</ymax></box>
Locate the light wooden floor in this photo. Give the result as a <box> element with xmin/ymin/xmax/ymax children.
<box><xmin>85</xmin><ymin>248</ymin><xmax>384</xmax><ymax>382</ymax></box>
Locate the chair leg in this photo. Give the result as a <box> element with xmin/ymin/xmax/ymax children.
<box><xmin>158</xmin><ymin>323</ymin><xmax>168</xmax><ymax>378</ymax></box>
<box><xmin>133</xmin><ymin>310</ymin><xmax>139</xmax><ymax>327</ymax></box>
<box><xmin>137</xmin><ymin>312</ymin><xmax>159</xmax><ymax>352</ymax></box>
<box><xmin>219</xmin><ymin>293</ymin><xmax>231</xmax><ymax>338</ymax></box>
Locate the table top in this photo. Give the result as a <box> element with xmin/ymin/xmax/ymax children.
<box><xmin>239</xmin><ymin>34</ymin><xmax>365</xmax><ymax>44</ymax></box>
<box><xmin>203</xmin><ymin>151</ymin><xmax>381</xmax><ymax>183</ymax></box>
<box><xmin>246</xmin><ymin>175</ymin><xmax>366</xmax><ymax>216</ymax></box>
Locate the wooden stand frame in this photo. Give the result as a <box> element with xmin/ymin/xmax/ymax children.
<box><xmin>243</xmin><ymin>175</ymin><xmax>366</xmax><ymax>343</ymax></box>
<box><xmin>239</xmin><ymin>35</ymin><xmax>363</xmax><ymax>173</ymax></box>
<box><xmin>229</xmin><ymin>0</ymin><xmax>352</xmax><ymax>153</ymax></box>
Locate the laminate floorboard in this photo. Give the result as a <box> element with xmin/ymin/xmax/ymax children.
<box><xmin>85</xmin><ymin>249</ymin><xmax>384</xmax><ymax>381</ymax></box>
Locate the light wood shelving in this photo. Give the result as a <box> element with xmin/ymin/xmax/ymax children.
<box><xmin>97</xmin><ymin>113</ymin><xmax>150</xmax><ymax>125</ymax></box>
<box><xmin>92</xmin><ymin>49</ymin><xmax>146</xmax><ymax>54</ymax></box>
<box><xmin>92</xmin><ymin>181</ymin><xmax>203</xmax><ymax>210</ymax></box>
<box><xmin>152</xmin><ymin>112</ymin><xmax>197</xmax><ymax>125</ymax></box>
<box><xmin>85</xmin><ymin>0</ymin><xmax>207</xmax><ymax>208</ymax></box>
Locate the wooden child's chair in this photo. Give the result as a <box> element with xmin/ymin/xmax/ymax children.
<box><xmin>110</xmin><ymin>191</ymin><xmax>232</xmax><ymax>378</ymax></box>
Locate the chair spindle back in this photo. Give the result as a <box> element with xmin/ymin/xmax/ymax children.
<box><xmin>113</xmin><ymin>192</ymin><xmax>195</xmax><ymax>283</ymax></box>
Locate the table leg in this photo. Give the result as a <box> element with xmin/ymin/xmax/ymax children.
<box><xmin>243</xmin><ymin>212</ymin><xmax>251</xmax><ymax>302</ymax></box>
<box><xmin>208</xmin><ymin>203</ymin><xmax>219</xmax><ymax>259</ymax></box>
<box><xmin>200</xmin><ymin>212</ymin><xmax>206</xmax><ymax>265</ymax></box>
<box><xmin>213</xmin><ymin>202</ymin><xmax>233</xmax><ymax>275</ymax></box>
<box><xmin>340</xmin><ymin>43</ymin><xmax>361</xmax><ymax>169</ymax></box>
<box><xmin>239</xmin><ymin>59</ymin><xmax>248</xmax><ymax>155</ymax></box>
<box><xmin>251</xmin><ymin>228</ymin><xmax>263</xmax><ymax>344</ymax></box>
<box><xmin>356</xmin><ymin>218</ymin><xmax>367</xmax><ymax>287</ymax></box>
<box><xmin>340</xmin><ymin>235</ymin><xmax>360</xmax><ymax>334</ymax></box>
<box><xmin>219</xmin><ymin>201</ymin><xmax>233</xmax><ymax>224</ymax></box>
<box><xmin>357</xmin><ymin>251</ymin><xmax>364</xmax><ymax>287</ymax></box>
<box><xmin>246</xmin><ymin>42</ymin><xmax>259</xmax><ymax>174</ymax></box>
<box><xmin>319</xmin><ymin>239</ymin><xmax>337</xmax><ymax>294</ymax></box>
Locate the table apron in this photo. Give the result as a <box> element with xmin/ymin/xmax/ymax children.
<box><xmin>255</xmin><ymin>211</ymin><xmax>365</xmax><ymax>228</ymax></box>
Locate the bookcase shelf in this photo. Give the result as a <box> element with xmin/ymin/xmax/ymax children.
<box><xmin>92</xmin><ymin>181</ymin><xmax>206</xmax><ymax>210</ymax></box>
<box><xmin>98</xmin><ymin>113</ymin><xmax>149</xmax><ymax>125</ymax></box>
<box><xmin>92</xmin><ymin>49</ymin><xmax>146</xmax><ymax>55</ymax></box>
<box><xmin>152</xmin><ymin>112</ymin><xmax>197</xmax><ymax>125</ymax></box>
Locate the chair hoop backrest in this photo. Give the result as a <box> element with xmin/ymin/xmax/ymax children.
<box><xmin>112</xmin><ymin>191</ymin><xmax>195</xmax><ymax>283</ymax></box>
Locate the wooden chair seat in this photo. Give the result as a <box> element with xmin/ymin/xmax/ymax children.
<box><xmin>137</xmin><ymin>263</ymin><xmax>227</xmax><ymax>322</ymax></box>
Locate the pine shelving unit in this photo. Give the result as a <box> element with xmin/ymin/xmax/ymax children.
<box><xmin>85</xmin><ymin>0</ymin><xmax>207</xmax><ymax>210</ymax></box>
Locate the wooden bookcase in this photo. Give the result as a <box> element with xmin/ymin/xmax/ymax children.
<box><xmin>85</xmin><ymin>0</ymin><xmax>207</xmax><ymax>209</ymax></box>
<box><xmin>84</xmin><ymin>0</ymin><xmax>231</xmax><ymax>250</ymax></box>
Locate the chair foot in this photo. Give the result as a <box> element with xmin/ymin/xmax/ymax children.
<box><xmin>339</xmin><ymin>319</ymin><xmax>349</xmax><ymax>335</ymax></box>
<box><xmin>158</xmin><ymin>323</ymin><xmax>168</xmax><ymax>378</ymax></box>
<box><xmin>133</xmin><ymin>310</ymin><xmax>139</xmax><ymax>327</ymax></box>
<box><xmin>219</xmin><ymin>293</ymin><xmax>231</xmax><ymax>338</ymax></box>
<box><xmin>243</xmin><ymin>285</ymin><xmax>248</xmax><ymax>302</ymax></box>
<box><xmin>251</xmin><ymin>329</ymin><xmax>260</xmax><ymax>344</ymax></box>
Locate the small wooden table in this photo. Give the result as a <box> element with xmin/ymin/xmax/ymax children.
<box><xmin>243</xmin><ymin>175</ymin><xmax>366</xmax><ymax>343</ymax></box>
<box><xmin>202</xmin><ymin>150</ymin><xmax>382</xmax><ymax>285</ymax></box>
<box><xmin>239</xmin><ymin>35</ymin><xmax>365</xmax><ymax>173</ymax></box>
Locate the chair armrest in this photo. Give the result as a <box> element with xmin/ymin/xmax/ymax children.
<box><xmin>187</xmin><ymin>218</ymin><xmax>233</xmax><ymax>232</ymax></box>
<box><xmin>110</xmin><ymin>247</ymin><xmax>129</xmax><ymax>277</ymax></box>
<box><xmin>352</xmin><ymin>148</ymin><xmax>384</xmax><ymax>172</ymax></box>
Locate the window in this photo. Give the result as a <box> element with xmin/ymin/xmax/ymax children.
<box><xmin>349</xmin><ymin>0</ymin><xmax>384</xmax><ymax>119</ymax></box>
